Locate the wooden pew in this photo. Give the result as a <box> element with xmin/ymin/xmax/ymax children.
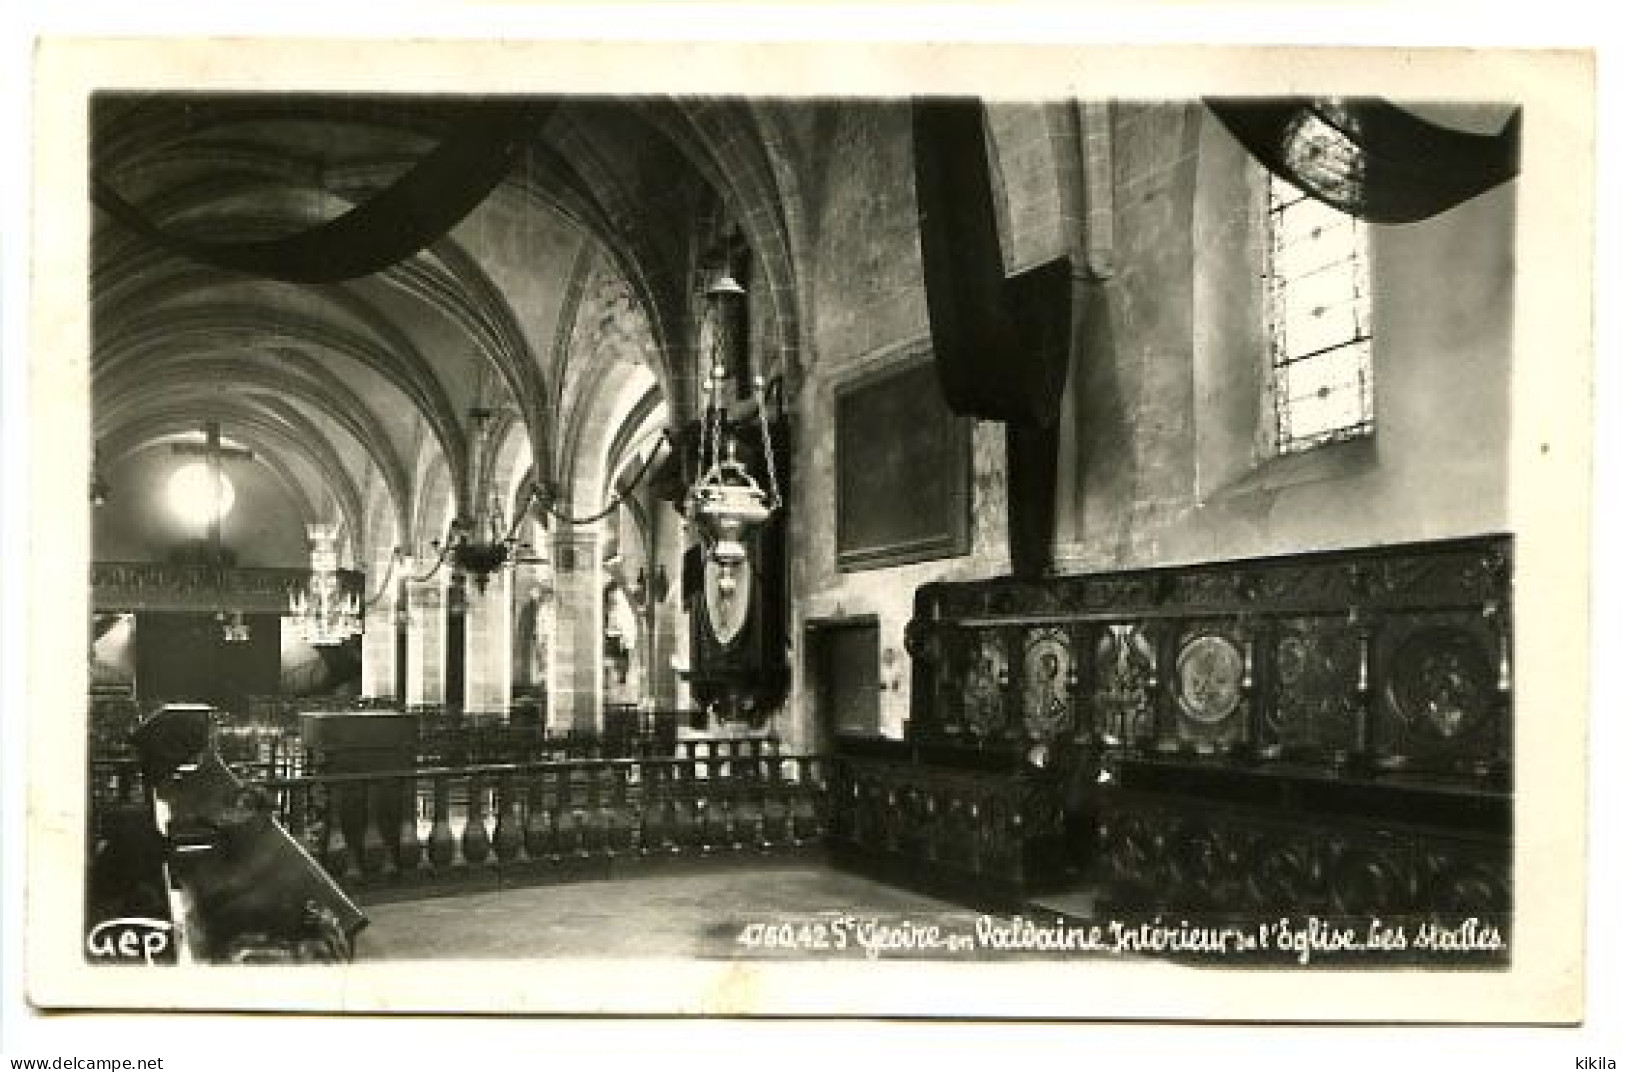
<box><xmin>129</xmin><ymin>703</ymin><xmax>368</xmax><ymax>964</ymax></box>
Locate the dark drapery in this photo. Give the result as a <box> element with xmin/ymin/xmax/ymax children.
<box><xmin>1205</xmin><ymin>97</ymin><xmax>1520</xmax><ymax>224</ymax></box>
<box><xmin>93</xmin><ymin>100</ymin><xmax>546</xmax><ymax>283</ymax></box>
<box><xmin>912</xmin><ymin>98</ymin><xmax>1077</xmax><ymax>577</ymax></box>
<box><xmin>912</xmin><ymin>97</ymin><xmax>1074</xmax><ymax>427</ymax></box>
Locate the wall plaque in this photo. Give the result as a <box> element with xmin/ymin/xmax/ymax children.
<box><xmin>834</xmin><ymin>349</ymin><xmax>972</xmax><ymax>571</ymax></box>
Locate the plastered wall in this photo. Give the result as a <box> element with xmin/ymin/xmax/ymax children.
<box><xmin>783</xmin><ymin>99</ymin><xmax>1515</xmax><ymax>746</ymax></box>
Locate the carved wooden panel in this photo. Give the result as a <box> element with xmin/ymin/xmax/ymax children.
<box><xmin>1169</xmin><ymin>620</ymin><xmax>1249</xmax><ymax>753</ymax></box>
<box><xmin>1098</xmin><ymin>783</ymin><xmax>1507</xmax><ymax>941</ymax></box>
<box><xmin>907</xmin><ymin>535</ymin><xmax>1512</xmax><ymax>779</ymax></box>
<box><xmin>1375</xmin><ymin>612</ymin><xmax>1508</xmax><ymax>772</ymax></box>
<box><xmin>826</xmin><ymin>755</ymin><xmax>1066</xmax><ymax>901</ymax></box>
<box><xmin>1019</xmin><ymin>626</ymin><xmax>1077</xmax><ymax>744</ymax></box>
<box><xmin>893</xmin><ymin>535</ymin><xmax>1512</xmax><ymax>929</ymax></box>
<box><xmin>1091</xmin><ymin>623</ymin><xmax>1157</xmax><ymax>746</ymax></box>
<box><xmin>1270</xmin><ymin>616</ymin><xmax>1362</xmax><ymax>760</ymax></box>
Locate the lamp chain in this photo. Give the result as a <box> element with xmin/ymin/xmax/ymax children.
<box><xmin>706</xmin><ymin>366</ymin><xmax>726</xmax><ymax>477</ymax></box>
<box><xmin>538</xmin><ymin>428</ymin><xmax>672</xmax><ymax>528</ymax></box>
<box><xmin>752</xmin><ymin>374</ymin><xmax>782</xmax><ymax>511</ymax></box>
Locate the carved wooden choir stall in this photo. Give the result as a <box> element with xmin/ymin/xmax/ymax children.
<box><xmin>827</xmin><ymin>534</ymin><xmax>1512</xmax><ymax>950</ymax></box>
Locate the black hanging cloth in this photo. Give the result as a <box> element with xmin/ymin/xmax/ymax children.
<box><xmin>93</xmin><ymin>100</ymin><xmax>546</xmax><ymax>284</ymax></box>
<box><xmin>1205</xmin><ymin>97</ymin><xmax>1520</xmax><ymax>224</ymax></box>
<box><xmin>912</xmin><ymin>97</ymin><xmax>1077</xmax><ymax>577</ymax></box>
<box><xmin>912</xmin><ymin>97</ymin><xmax>1074</xmax><ymax>427</ymax></box>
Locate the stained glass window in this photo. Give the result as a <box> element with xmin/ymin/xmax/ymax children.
<box><xmin>1266</xmin><ymin>173</ymin><xmax>1374</xmax><ymax>454</ymax></box>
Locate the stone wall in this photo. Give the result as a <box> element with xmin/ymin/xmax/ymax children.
<box><xmin>780</xmin><ymin>98</ymin><xmax>1515</xmax><ymax>748</ymax></box>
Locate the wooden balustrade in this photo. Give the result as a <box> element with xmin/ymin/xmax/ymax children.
<box><xmin>306</xmin><ymin>715</ymin><xmax>758</xmax><ymax>770</ymax></box>
<box><xmin>825</xmin><ymin>753</ymin><xmax>1063</xmax><ymax>908</ymax></box>
<box><xmin>254</xmin><ymin>753</ymin><xmax>829</xmax><ymax>900</ymax></box>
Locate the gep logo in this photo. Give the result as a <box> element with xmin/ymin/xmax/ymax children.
<box><xmin>86</xmin><ymin>917</ymin><xmax>173</xmax><ymax>963</ymax></box>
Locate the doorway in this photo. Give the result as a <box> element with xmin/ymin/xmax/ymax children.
<box><xmin>805</xmin><ymin>615</ymin><xmax>882</xmax><ymax>751</ymax></box>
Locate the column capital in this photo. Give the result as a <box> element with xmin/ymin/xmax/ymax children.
<box><xmin>550</xmin><ymin>527</ymin><xmax>602</xmax><ymax>550</ymax></box>
<box><xmin>407</xmin><ymin>580</ymin><xmax>446</xmax><ymax>609</ymax></box>
<box><xmin>550</xmin><ymin>527</ymin><xmax>602</xmax><ymax>572</ymax></box>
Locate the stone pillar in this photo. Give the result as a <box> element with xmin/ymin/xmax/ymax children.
<box><xmin>360</xmin><ymin>551</ymin><xmax>399</xmax><ymax>700</ymax></box>
<box><xmin>647</xmin><ymin>506</ymin><xmax>687</xmax><ymax>710</ymax></box>
<box><xmin>510</xmin><ymin>561</ymin><xmax>552</xmax><ymax>692</ymax></box>
<box><xmin>462</xmin><ymin>568</ymin><xmax>512</xmax><ymax>720</ymax></box>
<box><xmin>548</xmin><ymin>528</ymin><xmax>602</xmax><ymax>733</ymax></box>
<box><xmin>404</xmin><ymin>567</ymin><xmax>447</xmax><ymax>707</ymax></box>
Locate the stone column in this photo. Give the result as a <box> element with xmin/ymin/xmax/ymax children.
<box><xmin>646</xmin><ymin>506</ymin><xmax>687</xmax><ymax>710</ymax></box>
<box><xmin>404</xmin><ymin>567</ymin><xmax>447</xmax><ymax>707</ymax></box>
<box><xmin>547</xmin><ymin>528</ymin><xmax>602</xmax><ymax>733</ymax></box>
<box><xmin>461</xmin><ymin>567</ymin><xmax>512</xmax><ymax>720</ymax></box>
<box><xmin>360</xmin><ymin>552</ymin><xmax>399</xmax><ymax>700</ymax></box>
<box><xmin>510</xmin><ymin>561</ymin><xmax>552</xmax><ymax>695</ymax></box>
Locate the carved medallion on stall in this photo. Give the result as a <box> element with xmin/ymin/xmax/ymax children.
<box><xmin>701</xmin><ymin>557</ymin><xmax>752</xmax><ymax>648</ymax></box>
<box><xmin>961</xmin><ymin>631</ymin><xmax>1009</xmax><ymax>738</ymax></box>
<box><xmin>1021</xmin><ymin>628</ymin><xmax>1074</xmax><ymax>742</ymax></box>
<box><xmin>1093</xmin><ymin>624</ymin><xmax>1156</xmax><ymax>744</ymax></box>
<box><xmin>1175</xmin><ymin>635</ymin><xmax>1243</xmax><ymax>724</ymax></box>
<box><xmin>1173</xmin><ymin>630</ymin><xmax>1246</xmax><ymax>751</ymax></box>
<box><xmin>1382</xmin><ymin>622</ymin><xmax>1499</xmax><ymax>768</ymax></box>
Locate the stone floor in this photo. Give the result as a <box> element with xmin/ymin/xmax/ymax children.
<box><xmin>357</xmin><ymin>862</ymin><xmax>973</xmax><ymax>960</ymax></box>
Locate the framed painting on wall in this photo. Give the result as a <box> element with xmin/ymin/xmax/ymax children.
<box><xmin>834</xmin><ymin>347</ymin><xmax>972</xmax><ymax>571</ymax></box>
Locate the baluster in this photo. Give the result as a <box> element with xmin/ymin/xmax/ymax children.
<box><xmin>605</xmin><ymin>763</ymin><xmax>631</xmax><ymax>857</ymax></box>
<box><xmin>578</xmin><ymin>763</ymin><xmax>604</xmax><ymax>858</ymax></box>
<box><xmin>784</xmin><ymin>759</ymin><xmax>804</xmax><ymax>847</ymax></box>
<box><xmin>812</xmin><ymin>760</ymin><xmax>829</xmax><ymax>840</ymax></box>
<box><xmin>493</xmin><ymin>769</ymin><xmax>524</xmax><ymax>865</ymax></box>
<box><xmin>427</xmin><ymin>773</ymin><xmax>457</xmax><ymax>872</ymax></box>
<box><xmin>696</xmin><ymin>757</ymin><xmax>718</xmax><ymax>855</ymax></box>
<box><xmin>748</xmin><ymin>757</ymin><xmax>769</xmax><ymax>851</ymax></box>
<box><xmin>661</xmin><ymin>762</ymin><xmax>684</xmax><ymax>854</ymax></box>
<box><xmin>320</xmin><ymin>782</ymin><xmax>360</xmax><ymax>883</ymax></box>
<box><xmin>284</xmin><ymin>781</ymin><xmax>309</xmax><ymax>843</ymax></box>
<box><xmin>792</xmin><ymin>759</ymin><xmax>821</xmax><ymax>845</ymax></box>
<box><xmin>396</xmin><ymin>773</ymin><xmax>424</xmax><ymax>874</ymax></box>
<box><xmin>359</xmin><ymin>778</ymin><xmax>390</xmax><ymax>879</ymax></box>
<box><xmin>462</xmin><ymin>771</ymin><xmax>492</xmax><ymax>866</ymax></box>
<box><xmin>635</xmin><ymin>763</ymin><xmax>660</xmax><ymax>855</ymax></box>
<box><xmin>524</xmin><ymin>768</ymin><xmax>553</xmax><ymax>861</ymax></box>
<box><xmin>787</xmin><ymin>759</ymin><xmax>807</xmax><ymax>846</ymax></box>
<box><xmin>727</xmin><ymin>757</ymin><xmax>749</xmax><ymax>851</ymax></box>
<box><xmin>968</xmin><ymin>799</ymin><xmax>985</xmax><ymax>874</ymax></box>
<box><xmin>923</xmin><ymin>791</ymin><xmax>940</xmax><ymax>863</ymax></box>
<box><xmin>716</xmin><ymin>768</ymin><xmax>737</xmax><ymax>853</ymax></box>
<box><xmin>553</xmin><ymin>767</ymin><xmax>579</xmax><ymax>859</ymax></box>
<box><xmin>760</xmin><ymin>759</ymin><xmax>784</xmax><ymax>849</ymax></box>
<box><xmin>673</xmin><ymin>762</ymin><xmax>700</xmax><ymax>853</ymax></box>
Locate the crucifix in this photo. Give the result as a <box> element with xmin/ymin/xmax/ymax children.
<box><xmin>170</xmin><ymin>420</ymin><xmax>253</xmax><ymax>564</ymax></box>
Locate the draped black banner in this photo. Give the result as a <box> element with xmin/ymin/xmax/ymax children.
<box><xmin>912</xmin><ymin>97</ymin><xmax>1075</xmax><ymax>427</ymax></box>
<box><xmin>93</xmin><ymin>100</ymin><xmax>548</xmax><ymax>283</ymax></box>
<box><xmin>913</xmin><ymin>98</ymin><xmax>1077</xmax><ymax>577</ymax></box>
<box><xmin>1205</xmin><ymin>97</ymin><xmax>1520</xmax><ymax>224</ymax></box>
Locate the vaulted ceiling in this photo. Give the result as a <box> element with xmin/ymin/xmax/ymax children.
<box><xmin>89</xmin><ymin>93</ymin><xmax>806</xmax><ymax>569</ymax></box>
